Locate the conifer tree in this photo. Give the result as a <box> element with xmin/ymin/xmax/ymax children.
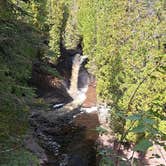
<box><xmin>77</xmin><ymin>0</ymin><xmax>165</xmax><ymax>141</ymax></box>
<box><xmin>46</xmin><ymin>0</ymin><xmax>70</xmax><ymax>62</ymax></box>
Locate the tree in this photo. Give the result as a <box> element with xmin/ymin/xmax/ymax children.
<box><xmin>0</xmin><ymin>2</ymin><xmax>40</xmax><ymax>164</ymax></box>
<box><xmin>46</xmin><ymin>0</ymin><xmax>71</xmax><ymax>62</ymax></box>
<box><xmin>78</xmin><ymin>0</ymin><xmax>165</xmax><ymax>145</ymax></box>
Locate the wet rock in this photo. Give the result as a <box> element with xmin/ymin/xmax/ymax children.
<box><xmin>59</xmin><ymin>154</ymin><xmax>69</xmax><ymax>166</ymax></box>
<box><xmin>68</xmin><ymin>155</ymin><xmax>88</xmax><ymax>166</ymax></box>
<box><xmin>35</xmin><ymin>129</ymin><xmax>61</xmax><ymax>156</ymax></box>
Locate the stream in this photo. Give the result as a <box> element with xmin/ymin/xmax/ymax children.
<box><xmin>25</xmin><ymin>54</ymin><xmax>102</xmax><ymax>166</ymax></box>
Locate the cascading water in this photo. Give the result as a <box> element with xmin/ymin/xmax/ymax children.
<box><xmin>68</xmin><ymin>54</ymin><xmax>88</xmax><ymax>104</ymax></box>
<box><xmin>53</xmin><ymin>53</ymin><xmax>88</xmax><ymax>109</ymax></box>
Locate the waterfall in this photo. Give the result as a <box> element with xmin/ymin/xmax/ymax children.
<box><xmin>53</xmin><ymin>54</ymin><xmax>88</xmax><ymax>109</ymax></box>
<box><xmin>68</xmin><ymin>54</ymin><xmax>87</xmax><ymax>101</ymax></box>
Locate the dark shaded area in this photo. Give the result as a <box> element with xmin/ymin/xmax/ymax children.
<box><xmin>29</xmin><ymin>108</ymin><xmax>99</xmax><ymax>166</ymax></box>
<box><xmin>30</xmin><ymin>61</ymin><xmax>72</xmax><ymax>104</ymax></box>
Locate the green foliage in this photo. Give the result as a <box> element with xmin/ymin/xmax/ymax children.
<box><xmin>0</xmin><ymin>148</ymin><xmax>39</xmax><ymax>166</ymax></box>
<box><xmin>77</xmin><ymin>0</ymin><xmax>96</xmax><ymax>55</ymax></box>
<box><xmin>9</xmin><ymin>0</ymin><xmax>70</xmax><ymax>63</ymax></box>
<box><xmin>0</xmin><ymin>18</ymin><xmax>39</xmax><ymax>164</ymax></box>
<box><xmin>134</xmin><ymin>139</ymin><xmax>153</xmax><ymax>152</ymax></box>
<box><xmin>77</xmin><ymin>0</ymin><xmax>165</xmax><ymax>164</ymax></box>
<box><xmin>9</xmin><ymin>0</ymin><xmax>47</xmax><ymax>30</ymax></box>
<box><xmin>0</xmin><ymin>0</ymin><xmax>13</xmax><ymax>19</ymax></box>
<box><xmin>63</xmin><ymin>0</ymin><xmax>80</xmax><ymax>50</ymax></box>
<box><xmin>77</xmin><ymin>0</ymin><xmax>97</xmax><ymax>73</ymax></box>
<box><xmin>78</xmin><ymin>0</ymin><xmax>165</xmax><ymax>139</ymax></box>
<box><xmin>39</xmin><ymin>63</ymin><xmax>62</xmax><ymax>78</ymax></box>
<box><xmin>99</xmin><ymin>149</ymin><xmax>129</xmax><ymax>166</ymax></box>
<box><xmin>28</xmin><ymin>0</ymin><xmax>47</xmax><ymax>30</ymax></box>
<box><xmin>0</xmin><ymin>20</ymin><xmax>38</xmax><ymax>135</ymax></box>
<box><xmin>0</xmin><ymin>0</ymin><xmax>165</xmax><ymax>165</ymax></box>
<box><xmin>46</xmin><ymin>0</ymin><xmax>71</xmax><ymax>62</ymax></box>
<box><xmin>98</xmin><ymin>149</ymin><xmax>114</xmax><ymax>166</ymax></box>
<box><xmin>8</xmin><ymin>0</ymin><xmax>75</xmax><ymax>60</ymax></box>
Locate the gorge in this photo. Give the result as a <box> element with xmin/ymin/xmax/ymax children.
<box><xmin>0</xmin><ymin>1</ymin><xmax>165</xmax><ymax>165</ymax></box>
<box><xmin>26</xmin><ymin>52</ymin><xmax>104</xmax><ymax>166</ymax></box>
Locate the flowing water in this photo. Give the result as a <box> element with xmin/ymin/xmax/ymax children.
<box><xmin>68</xmin><ymin>54</ymin><xmax>88</xmax><ymax>102</ymax></box>
<box><xmin>28</xmin><ymin>53</ymin><xmax>101</xmax><ymax>166</ymax></box>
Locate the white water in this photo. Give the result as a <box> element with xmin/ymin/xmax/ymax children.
<box><xmin>53</xmin><ymin>103</ymin><xmax>64</xmax><ymax>109</ymax></box>
<box><xmin>68</xmin><ymin>54</ymin><xmax>88</xmax><ymax>103</ymax></box>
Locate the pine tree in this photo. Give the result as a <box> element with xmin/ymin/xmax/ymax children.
<box><xmin>77</xmin><ymin>0</ymin><xmax>165</xmax><ymax>141</ymax></box>
<box><xmin>46</xmin><ymin>0</ymin><xmax>70</xmax><ymax>62</ymax></box>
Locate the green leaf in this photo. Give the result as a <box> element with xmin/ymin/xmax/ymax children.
<box><xmin>131</xmin><ymin>125</ymin><xmax>146</xmax><ymax>133</ymax></box>
<box><xmin>134</xmin><ymin>139</ymin><xmax>153</xmax><ymax>152</ymax></box>
<box><xmin>143</xmin><ymin>118</ymin><xmax>155</xmax><ymax>125</ymax></box>
<box><xmin>127</xmin><ymin>114</ymin><xmax>142</xmax><ymax>121</ymax></box>
<box><xmin>147</xmin><ymin>127</ymin><xmax>160</xmax><ymax>135</ymax></box>
<box><xmin>116</xmin><ymin>112</ymin><xmax>127</xmax><ymax>119</ymax></box>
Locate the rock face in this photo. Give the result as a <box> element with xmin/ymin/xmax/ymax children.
<box><xmin>31</xmin><ymin>61</ymin><xmax>72</xmax><ymax>104</ymax></box>
<box><xmin>82</xmin><ymin>81</ymin><xmax>97</xmax><ymax>108</ymax></box>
